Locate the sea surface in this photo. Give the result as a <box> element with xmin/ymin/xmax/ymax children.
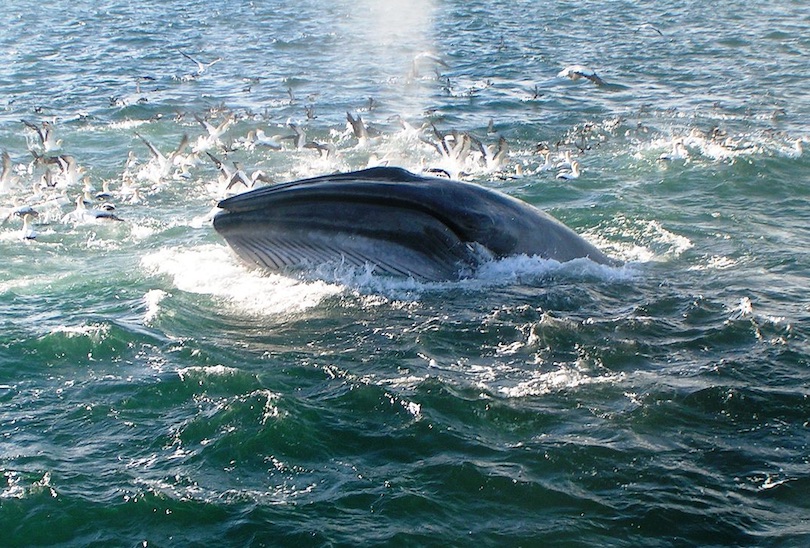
<box><xmin>1</xmin><ymin>0</ymin><xmax>809</xmax><ymax>545</ymax></box>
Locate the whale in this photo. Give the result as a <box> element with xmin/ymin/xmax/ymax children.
<box><xmin>212</xmin><ymin>166</ymin><xmax>614</xmax><ymax>281</ymax></box>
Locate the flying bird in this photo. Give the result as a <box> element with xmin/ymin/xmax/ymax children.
<box><xmin>180</xmin><ymin>51</ymin><xmax>222</xmax><ymax>77</ymax></box>
<box><xmin>557</xmin><ymin>65</ymin><xmax>606</xmax><ymax>86</ymax></box>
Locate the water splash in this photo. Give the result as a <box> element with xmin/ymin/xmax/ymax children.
<box><xmin>140</xmin><ymin>244</ymin><xmax>343</xmax><ymax>316</ymax></box>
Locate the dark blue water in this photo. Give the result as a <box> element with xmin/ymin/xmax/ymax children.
<box><xmin>1</xmin><ymin>1</ymin><xmax>809</xmax><ymax>545</ymax></box>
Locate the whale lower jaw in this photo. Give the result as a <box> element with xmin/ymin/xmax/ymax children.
<box><xmin>218</xmin><ymin>226</ymin><xmax>483</xmax><ymax>282</ymax></box>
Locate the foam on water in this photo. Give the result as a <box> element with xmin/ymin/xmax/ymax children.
<box><xmin>48</xmin><ymin>323</ymin><xmax>110</xmax><ymax>340</ymax></box>
<box><xmin>138</xmin><ymin>240</ymin><xmax>631</xmax><ymax>317</ymax></box>
<box><xmin>497</xmin><ymin>365</ymin><xmax>623</xmax><ymax>398</ymax></box>
<box><xmin>142</xmin><ymin>289</ymin><xmax>168</xmax><ymax>325</ymax></box>
<box><xmin>589</xmin><ymin>215</ymin><xmax>693</xmax><ymax>263</ymax></box>
<box><xmin>140</xmin><ymin>244</ymin><xmax>343</xmax><ymax>316</ymax></box>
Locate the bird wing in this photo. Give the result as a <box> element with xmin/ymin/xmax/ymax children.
<box><xmin>22</xmin><ymin>119</ymin><xmax>45</xmax><ymax>145</ymax></box>
<box><xmin>135</xmin><ymin>132</ymin><xmax>163</xmax><ymax>160</ymax></box>
<box><xmin>582</xmin><ymin>72</ymin><xmax>607</xmax><ymax>86</ymax></box>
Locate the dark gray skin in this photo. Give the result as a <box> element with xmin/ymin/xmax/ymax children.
<box><xmin>213</xmin><ymin>166</ymin><xmax>614</xmax><ymax>281</ymax></box>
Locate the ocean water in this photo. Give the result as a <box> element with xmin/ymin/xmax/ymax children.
<box><xmin>1</xmin><ymin>0</ymin><xmax>809</xmax><ymax>545</ymax></box>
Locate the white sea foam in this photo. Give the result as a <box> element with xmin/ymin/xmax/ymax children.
<box><xmin>127</xmin><ymin>222</ymin><xmax>159</xmax><ymax>241</ymax></box>
<box><xmin>497</xmin><ymin>366</ymin><xmax>622</xmax><ymax>398</ymax></box>
<box><xmin>596</xmin><ymin>215</ymin><xmax>693</xmax><ymax>263</ymax></box>
<box><xmin>142</xmin><ymin>289</ymin><xmax>168</xmax><ymax>324</ymax></box>
<box><xmin>474</xmin><ymin>253</ymin><xmax>633</xmax><ymax>284</ymax></box>
<box><xmin>176</xmin><ymin>364</ymin><xmax>240</xmax><ymax>381</ymax></box>
<box><xmin>688</xmin><ymin>255</ymin><xmax>739</xmax><ymax>272</ymax></box>
<box><xmin>296</xmin><ymin>252</ymin><xmax>632</xmax><ymax>305</ymax></box>
<box><xmin>49</xmin><ymin>322</ymin><xmax>110</xmax><ymax>340</ymax></box>
<box><xmin>140</xmin><ymin>244</ymin><xmax>343</xmax><ymax>316</ymax></box>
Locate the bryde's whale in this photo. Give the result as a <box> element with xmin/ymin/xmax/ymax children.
<box><xmin>212</xmin><ymin>167</ymin><xmax>613</xmax><ymax>281</ymax></box>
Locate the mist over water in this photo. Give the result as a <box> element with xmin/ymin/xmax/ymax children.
<box><xmin>1</xmin><ymin>0</ymin><xmax>809</xmax><ymax>545</ymax></box>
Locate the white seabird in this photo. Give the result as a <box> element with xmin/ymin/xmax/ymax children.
<box><xmin>556</xmin><ymin>160</ymin><xmax>581</xmax><ymax>180</ymax></box>
<box><xmin>180</xmin><ymin>51</ymin><xmax>222</xmax><ymax>77</ymax></box>
<box><xmin>95</xmin><ymin>180</ymin><xmax>115</xmax><ymax>201</ymax></box>
<box><xmin>282</xmin><ymin>123</ymin><xmax>307</xmax><ymax>150</ymax></box>
<box><xmin>22</xmin><ymin>119</ymin><xmax>62</xmax><ymax>152</ymax></box>
<box><xmin>555</xmin><ymin>150</ymin><xmax>574</xmax><ymax>169</ymax></box>
<box><xmin>246</xmin><ymin>129</ymin><xmax>283</xmax><ymax>150</ymax></box>
<box><xmin>193</xmin><ymin>113</ymin><xmax>235</xmax><ymax>150</ymax></box>
<box><xmin>20</xmin><ymin>212</ymin><xmax>38</xmax><ymax>240</ymax></box>
<box><xmin>557</xmin><ymin>65</ymin><xmax>606</xmax><ymax>86</ymax></box>
<box><xmin>224</xmin><ymin>164</ymin><xmax>274</xmax><ymax>193</ymax></box>
<box><xmin>636</xmin><ymin>23</ymin><xmax>664</xmax><ymax>37</ymax></box>
<box><xmin>303</xmin><ymin>141</ymin><xmax>337</xmax><ymax>159</ymax></box>
<box><xmin>1</xmin><ymin>150</ymin><xmax>19</xmax><ymax>193</ymax></box>
<box><xmin>537</xmin><ymin>152</ymin><xmax>554</xmax><ymax>172</ymax></box>
<box><xmin>135</xmin><ymin>132</ymin><xmax>189</xmax><ymax>182</ymax></box>
<box><xmin>410</xmin><ymin>51</ymin><xmax>449</xmax><ymax>79</ymax></box>
<box><xmin>659</xmin><ymin>139</ymin><xmax>689</xmax><ymax>161</ymax></box>
<box><xmin>62</xmin><ymin>195</ymin><xmax>123</xmax><ymax>224</ymax></box>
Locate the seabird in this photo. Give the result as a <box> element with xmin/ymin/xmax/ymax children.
<box><xmin>346</xmin><ymin>112</ymin><xmax>369</xmax><ymax>140</ymax></box>
<box><xmin>30</xmin><ymin>153</ymin><xmax>83</xmax><ymax>189</ymax></box>
<box><xmin>1</xmin><ymin>150</ymin><xmax>19</xmax><ymax>193</ymax></box>
<box><xmin>20</xmin><ymin>212</ymin><xmax>38</xmax><ymax>240</ymax></box>
<box><xmin>62</xmin><ymin>195</ymin><xmax>123</xmax><ymax>224</ymax></box>
<box><xmin>281</xmin><ymin>123</ymin><xmax>306</xmax><ymax>150</ymax></box>
<box><xmin>488</xmin><ymin>136</ymin><xmax>509</xmax><ymax>169</ymax></box>
<box><xmin>223</xmin><ymin>162</ymin><xmax>252</xmax><ymax>192</ymax></box>
<box><xmin>346</xmin><ymin>112</ymin><xmax>379</xmax><ymax>143</ymax></box>
<box><xmin>194</xmin><ymin>113</ymin><xmax>235</xmax><ymax>144</ymax></box>
<box><xmin>387</xmin><ymin>115</ymin><xmax>423</xmax><ymax>138</ymax></box>
<box><xmin>9</xmin><ymin>203</ymin><xmax>38</xmax><ymax>219</ymax></box>
<box><xmin>123</xmin><ymin>150</ymin><xmax>139</xmax><ymax>175</ymax></box>
<box><xmin>555</xmin><ymin>150</ymin><xmax>574</xmax><ymax>169</ymax></box>
<box><xmin>410</xmin><ymin>51</ymin><xmax>449</xmax><ymax>79</ymax></box>
<box><xmin>39</xmin><ymin>168</ymin><xmax>57</xmax><ymax>189</ymax></box>
<box><xmin>22</xmin><ymin>119</ymin><xmax>62</xmax><ymax>152</ymax></box>
<box><xmin>303</xmin><ymin>141</ymin><xmax>336</xmax><ymax>159</ymax></box>
<box><xmin>57</xmin><ymin>155</ymin><xmax>84</xmax><ymax>187</ymax></box>
<box><xmin>95</xmin><ymin>180</ymin><xmax>114</xmax><ymax>201</ymax></box>
<box><xmin>557</xmin><ymin>65</ymin><xmax>606</xmax><ymax>86</ymax></box>
<box><xmin>135</xmin><ymin>132</ymin><xmax>189</xmax><ymax>181</ymax></box>
<box><xmin>636</xmin><ymin>23</ymin><xmax>664</xmax><ymax>36</ymax></box>
<box><xmin>213</xmin><ymin>155</ymin><xmax>273</xmax><ymax>192</ymax></box>
<box><xmin>205</xmin><ymin>152</ymin><xmax>236</xmax><ymax>187</ymax></box>
<box><xmin>556</xmin><ymin>160</ymin><xmax>581</xmax><ymax>180</ymax></box>
<box><xmin>180</xmin><ymin>51</ymin><xmax>222</xmax><ymax>77</ymax></box>
<box><xmin>659</xmin><ymin>139</ymin><xmax>689</xmax><ymax>161</ymax></box>
<box><xmin>120</xmin><ymin>176</ymin><xmax>143</xmax><ymax>204</ymax></box>
<box><xmin>471</xmin><ymin>135</ymin><xmax>508</xmax><ymax>170</ymax></box>
<box><xmin>248</xmin><ymin>170</ymin><xmax>274</xmax><ymax>187</ymax></box>
<box><xmin>247</xmin><ymin>129</ymin><xmax>283</xmax><ymax>150</ymax></box>
<box><xmin>537</xmin><ymin>152</ymin><xmax>554</xmax><ymax>172</ymax></box>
